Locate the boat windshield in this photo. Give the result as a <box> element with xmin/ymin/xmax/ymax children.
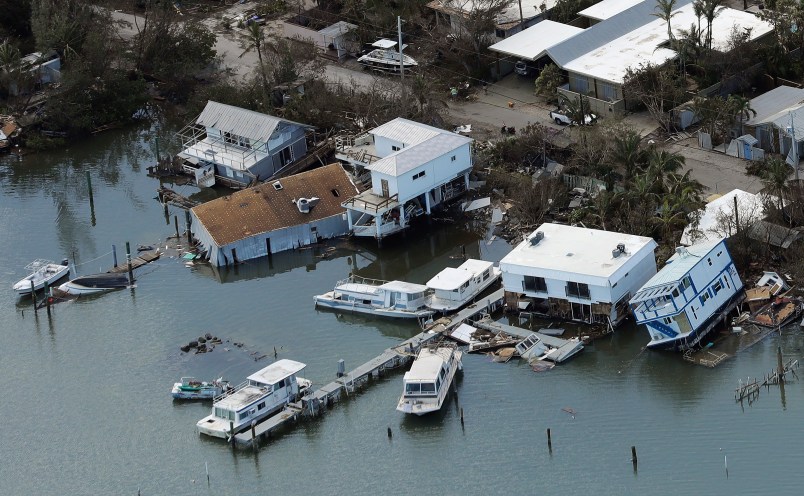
<box><xmin>405</xmin><ymin>381</ymin><xmax>436</xmax><ymax>396</ymax></box>
<box><xmin>214</xmin><ymin>407</ymin><xmax>236</xmax><ymax>421</ymax></box>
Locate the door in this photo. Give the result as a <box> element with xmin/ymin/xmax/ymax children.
<box><xmin>381</xmin><ymin>179</ymin><xmax>389</xmax><ymax>198</ymax></box>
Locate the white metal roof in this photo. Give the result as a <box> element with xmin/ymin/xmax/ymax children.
<box><xmin>746</xmin><ymin>86</ymin><xmax>804</xmax><ymax>126</ymax></box>
<box><xmin>404</xmin><ymin>347</ymin><xmax>453</xmax><ymax>381</ymax></box>
<box><xmin>319</xmin><ymin>21</ymin><xmax>356</xmax><ymax>37</ymax></box>
<box><xmin>369</xmin><ymin>117</ymin><xmax>442</xmax><ymax>145</ymax></box>
<box><xmin>428</xmin><ymin>0</ymin><xmax>560</xmax><ymax>25</ymax></box>
<box><xmin>247</xmin><ymin>359</ymin><xmax>306</xmax><ymax>385</ymax></box>
<box><xmin>196</xmin><ymin>101</ymin><xmax>311</xmax><ymax>143</ymax></box>
<box><xmin>500</xmin><ymin>223</ymin><xmax>657</xmax><ymax>285</ymax></box>
<box><xmin>372</xmin><ymin>39</ymin><xmax>398</xmax><ymax>49</ymax></box>
<box><xmin>488</xmin><ymin>21</ymin><xmax>583</xmax><ymax>61</ymax></box>
<box><xmin>368</xmin><ymin>133</ymin><xmax>470</xmax><ymax>176</ymax></box>
<box><xmin>550</xmin><ymin>2</ymin><xmax>772</xmax><ymax>84</ymax></box>
<box><xmin>578</xmin><ymin>0</ymin><xmax>644</xmax><ymax>21</ymax></box>
<box><xmin>428</xmin><ymin>259</ymin><xmax>494</xmax><ymax>289</ymax></box>
<box><xmin>635</xmin><ymin>239</ymin><xmax>723</xmax><ymax>291</ymax></box>
<box><xmin>379</xmin><ymin>280</ymin><xmax>429</xmax><ymax>293</ymax></box>
<box><xmin>680</xmin><ymin>189</ymin><xmax>766</xmax><ymax>246</ymax></box>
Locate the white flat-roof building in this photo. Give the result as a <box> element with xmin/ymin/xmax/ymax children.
<box><xmin>500</xmin><ymin>223</ymin><xmax>658</xmax><ymax>326</ymax></box>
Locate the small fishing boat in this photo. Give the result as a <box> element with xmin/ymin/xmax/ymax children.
<box><xmin>357</xmin><ymin>39</ymin><xmax>417</xmax><ymax>74</ymax></box>
<box><xmin>13</xmin><ymin>259</ymin><xmax>70</xmax><ymax>295</ymax></box>
<box><xmin>313</xmin><ymin>275</ymin><xmax>434</xmax><ymax>319</ymax></box>
<box><xmin>426</xmin><ymin>259</ymin><xmax>501</xmax><ymax>312</ymax></box>
<box><xmin>196</xmin><ymin>359</ymin><xmax>312</xmax><ymax>439</ymax></box>
<box><xmin>172</xmin><ymin>377</ymin><xmax>231</xmax><ymax>400</ymax></box>
<box><xmin>57</xmin><ymin>273</ymin><xmax>131</xmax><ymax>295</ymax></box>
<box><xmin>397</xmin><ymin>345</ymin><xmax>462</xmax><ymax>416</ymax></box>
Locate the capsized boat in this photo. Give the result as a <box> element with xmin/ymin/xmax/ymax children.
<box><xmin>172</xmin><ymin>377</ymin><xmax>231</xmax><ymax>400</ymax></box>
<box><xmin>357</xmin><ymin>39</ymin><xmax>417</xmax><ymax>74</ymax></box>
<box><xmin>425</xmin><ymin>259</ymin><xmax>501</xmax><ymax>312</ymax></box>
<box><xmin>13</xmin><ymin>259</ymin><xmax>70</xmax><ymax>295</ymax></box>
<box><xmin>196</xmin><ymin>359</ymin><xmax>312</xmax><ymax>439</ymax></box>
<box><xmin>57</xmin><ymin>273</ymin><xmax>131</xmax><ymax>295</ymax></box>
<box><xmin>515</xmin><ymin>332</ymin><xmax>584</xmax><ymax>364</ymax></box>
<box><xmin>313</xmin><ymin>275</ymin><xmax>434</xmax><ymax>319</ymax></box>
<box><xmin>397</xmin><ymin>345</ymin><xmax>462</xmax><ymax>416</ymax></box>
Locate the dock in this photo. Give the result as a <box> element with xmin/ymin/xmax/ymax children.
<box><xmin>471</xmin><ymin>318</ymin><xmax>584</xmax><ymax>363</ymax></box>
<box><xmin>107</xmin><ymin>250</ymin><xmax>161</xmax><ymax>273</ymax></box>
<box><xmin>233</xmin><ymin>330</ymin><xmax>441</xmax><ymax>448</ymax></box>
<box><xmin>682</xmin><ymin>323</ymin><xmax>779</xmax><ymax>368</ymax></box>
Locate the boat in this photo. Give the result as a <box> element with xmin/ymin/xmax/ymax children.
<box><xmin>313</xmin><ymin>275</ymin><xmax>434</xmax><ymax>319</ymax></box>
<box><xmin>515</xmin><ymin>332</ymin><xmax>584</xmax><ymax>363</ymax></box>
<box><xmin>357</xmin><ymin>39</ymin><xmax>417</xmax><ymax>74</ymax></box>
<box><xmin>172</xmin><ymin>377</ymin><xmax>231</xmax><ymax>400</ymax></box>
<box><xmin>57</xmin><ymin>273</ymin><xmax>131</xmax><ymax>295</ymax></box>
<box><xmin>397</xmin><ymin>345</ymin><xmax>462</xmax><ymax>416</ymax></box>
<box><xmin>196</xmin><ymin>359</ymin><xmax>312</xmax><ymax>439</ymax></box>
<box><xmin>630</xmin><ymin>240</ymin><xmax>745</xmax><ymax>351</ymax></box>
<box><xmin>13</xmin><ymin>259</ymin><xmax>70</xmax><ymax>295</ymax></box>
<box><xmin>748</xmin><ymin>296</ymin><xmax>804</xmax><ymax>328</ymax></box>
<box><xmin>425</xmin><ymin>259</ymin><xmax>501</xmax><ymax>312</ymax></box>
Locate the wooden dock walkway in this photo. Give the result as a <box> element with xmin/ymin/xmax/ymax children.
<box><xmin>107</xmin><ymin>251</ymin><xmax>161</xmax><ymax>273</ymax></box>
<box><xmin>440</xmin><ymin>288</ymin><xmax>505</xmax><ymax>332</ymax></box>
<box><xmin>234</xmin><ymin>330</ymin><xmax>440</xmax><ymax>448</ymax></box>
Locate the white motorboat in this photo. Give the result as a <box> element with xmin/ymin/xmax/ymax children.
<box><xmin>196</xmin><ymin>359</ymin><xmax>312</xmax><ymax>439</ymax></box>
<box><xmin>426</xmin><ymin>259</ymin><xmax>501</xmax><ymax>312</ymax></box>
<box><xmin>172</xmin><ymin>377</ymin><xmax>231</xmax><ymax>400</ymax></box>
<box><xmin>358</xmin><ymin>39</ymin><xmax>417</xmax><ymax>74</ymax></box>
<box><xmin>13</xmin><ymin>259</ymin><xmax>70</xmax><ymax>295</ymax></box>
<box><xmin>57</xmin><ymin>273</ymin><xmax>131</xmax><ymax>295</ymax></box>
<box><xmin>515</xmin><ymin>332</ymin><xmax>584</xmax><ymax>364</ymax></box>
<box><xmin>314</xmin><ymin>275</ymin><xmax>434</xmax><ymax>319</ymax></box>
<box><xmin>397</xmin><ymin>345</ymin><xmax>462</xmax><ymax>416</ymax></box>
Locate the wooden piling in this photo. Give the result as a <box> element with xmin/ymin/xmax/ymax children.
<box><xmin>387</xmin><ymin>427</ymin><xmax>392</xmax><ymax>438</ymax></box>
<box><xmin>251</xmin><ymin>421</ymin><xmax>257</xmax><ymax>450</ymax></box>
<box><xmin>30</xmin><ymin>280</ymin><xmax>37</xmax><ymax>312</ymax></box>
<box><xmin>125</xmin><ymin>242</ymin><xmax>134</xmax><ymax>285</ymax></box>
<box><xmin>631</xmin><ymin>446</ymin><xmax>638</xmax><ymax>468</ymax></box>
<box><xmin>229</xmin><ymin>421</ymin><xmax>235</xmax><ymax>445</ymax></box>
<box><xmin>184</xmin><ymin>210</ymin><xmax>192</xmax><ymax>241</ymax></box>
<box><xmin>86</xmin><ymin>171</ymin><xmax>94</xmax><ymax>207</ymax></box>
<box><xmin>460</xmin><ymin>408</ymin><xmax>464</xmax><ymax>426</ymax></box>
<box><xmin>777</xmin><ymin>347</ymin><xmax>784</xmax><ymax>383</ymax></box>
<box><xmin>205</xmin><ymin>461</ymin><xmax>209</xmax><ymax>486</ymax></box>
<box><xmin>174</xmin><ymin>215</ymin><xmax>180</xmax><ymax>240</ymax></box>
<box><xmin>547</xmin><ymin>428</ymin><xmax>552</xmax><ymax>449</ymax></box>
<box><xmin>112</xmin><ymin>244</ymin><xmax>118</xmax><ymax>268</ymax></box>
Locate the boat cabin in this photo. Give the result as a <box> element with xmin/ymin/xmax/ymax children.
<box><xmin>515</xmin><ymin>333</ymin><xmax>548</xmax><ymax>360</ymax></box>
<box><xmin>402</xmin><ymin>349</ymin><xmax>452</xmax><ymax>398</ymax></box>
<box><xmin>426</xmin><ymin>259</ymin><xmax>500</xmax><ymax>311</ymax></box>
<box><xmin>198</xmin><ymin>359</ymin><xmax>307</xmax><ymax>437</ymax></box>
<box><xmin>629</xmin><ymin>240</ymin><xmax>744</xmax><ymax>350</ymax></box>
<box><xmin>337</xmin><ymin>278</ymin><xmax>430</xmax><ymax>311</ymax></box>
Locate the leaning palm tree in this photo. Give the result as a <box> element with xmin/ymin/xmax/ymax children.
<box><xmin>239</xmin><ymin>22</ymin><xmax>268</xmax><ymax>90</ymax></box>
<box><xmin>701</xmin><ymin>0</ymin><xmax>725</xmax><ymax>50</ymax></box>
<box><xmin>653</xmin><ymin>0</ymin><xmax>679</xmax><ymax>43</ymax></box>
<box><xmin>762</xmin><ymin>157</ymin><xmax>791</xmax><ymax>218</ymax></box>
<box><xmin>728</xmin><ymin>95</ymin><xmax>757</xmax><ymax>135</ymax></box>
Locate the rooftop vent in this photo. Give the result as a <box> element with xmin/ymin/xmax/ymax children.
<box><xmin>529</xmin><ymin>231</ymin><xmax>544</xmax><ymax>246</ymax></box>
<box><xmin>675</xmin><ymin>246</ymin><xmax>689</xmax><ymax>257</ymax></box>
<box><xmin>612</xmin><ymin>243</ymin><xmax>627</xmax><ymax>258</ymax></box>
<box><xmin>272</xmin><ymin>181</ymin><xmax>283</xmax><ymax>191</ymax></box>
<box><xmin>296</xmin><ymin>197</ymin><xmax>320</xmax><ymax>214</ymax></box>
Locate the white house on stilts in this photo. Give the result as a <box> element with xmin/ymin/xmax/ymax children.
<box><xmin>336</xmin><ymin>118</ymin><xmax>473</xmax><ymax>242</ymax></box>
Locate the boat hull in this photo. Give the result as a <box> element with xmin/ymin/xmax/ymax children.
<box><xmin>13</xmin><ymin>264</ymin><xmax>70</xmax><ymax>295</ymax></box>
<box><xmin>171</xmin><ymin>382</ymin><xmax>227</xmax><ymax>400</ymax></box>
<box><xmin>197</xmin><ymin>403</ymin><xmax>285</xmax><ymax>438</ymax></box>
<box><xmin>314</xmin><ymin>293</ymin><xmax>434</xmax><ymax>319</ymax></box>
<box><xmin>58</xmin><ymin>282</ymin><xmax>123</xmax><ymax>295</ymax></box>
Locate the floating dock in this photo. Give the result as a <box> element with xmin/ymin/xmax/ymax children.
<box><xmin>107</xmin><ymin>250</ymin><xmax>161</xmax><ymax>273</ymax></box>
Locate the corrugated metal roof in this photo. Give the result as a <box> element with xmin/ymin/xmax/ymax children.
<box><xmin>369</xmin><ymin>117</ymin><xmax>444</xmax><ymax>145</ymax></box>
<box><xmin>196</xmin><ymin>101</ymin><xmax>312</xmax><ymax>143</ymax></box>
<box><xmin>489</xmin><ymin>21</ymin><xmax>583</xmax><ymax>61</ymax></box>
<box><xmin>318</xmin><ymin>21</ymin><xmax>356</xmax><ymax>37</ymax></box>
<box><xmin>368</xmin><ymin>132</ymin><xmax>470</xmax><ymax>176</ymax></box>
<box><xmin>746</xmin><ymin>86</ymin><xmax>804</xmax><ymax>125</ymax></box>
<box><xmin>191</xmin><ymin>163</ymin><xmax>358</xmax><ymax>247</ymax></box>
<box><xmin>427</xmin><ymin>0</ymin><xmax>559</xmax><ymax>25</ymax></box>
<box><xmin>638</xmin><ymin>239</ymin><xmax>723</xmax><ymax>288</ymax></box>
<box><xmin>579</xmin><ymin>0</ymin><xmax>643</xmax><ymax>21</ymax></box>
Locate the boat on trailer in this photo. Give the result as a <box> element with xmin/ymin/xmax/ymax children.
<box><xmin>425</xmin><ymin>259</ymin><xmax>501</xmax><ymax>312</ymax></box>
<box><xmin>357</xmin><ymin>39</ymin><xmax>417</xmax><ymax>74</ymax></box>
<box><xmin>196</xmin><ymin>359</ymin><xmax>311</xmax><ymax>439</ymax></box>
<box><xmin>13</xmin><ymin>259</ymin><xmax>70</xmax><ymax>295</ymax></box>
<box><xmin>57</xmin><ymin>273</ymin><xmax>131</xmax><ymax>295</ymax></box>
<box><xmin>172</xmin><ymin>377</ymin><xmax>231</xmax><ymax>400</ymax></box>
<box><xmin>397</xmin><ymin>345</ymin><xmax>462</xmax><ymax>416</ymax></box>
<box><xmin>313</xmin><ymin>275</ymin><xmax>434</xmax><ymax>319</ymax></box>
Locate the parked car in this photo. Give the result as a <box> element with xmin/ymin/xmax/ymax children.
<box><xmin>515</xmin><ymin>60</ymin><xmax>534</xmax><ymax>76</ymax></box>
<box><xmin>548</xmin><ymin>109</ymin><xmax>597</xmax><ymax>126</ymax></box>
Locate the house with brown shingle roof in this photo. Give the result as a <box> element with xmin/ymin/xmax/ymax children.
<box><xmin>190</xmin><ymin>163</ymin><xmax>359</xmax><ymax>266</ymax></box>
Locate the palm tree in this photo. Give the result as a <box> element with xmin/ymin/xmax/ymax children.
<box><xmin>646</xmin><ymin>148</ymin><xmax>686</xmax><ymax>193</ymax></box>
<box><xmin>762</xmin><ymin>157</ymin><xmax>791</xmax><ymax>218</ymax></box>
<box><xmin>611</xmin><ymin>130</ymin><xmax>646</xmax><ymax>183</ymax></box>
<box><xmin>728</xmin><ymin>95</ymin><xmax>757</xmax><ymax>135</ymax></box>
<box><xmin>701</xmin><ymin>0</ymin><xmax>725</xmax><ymax>50</ymax></box>
<box><xmin>653</xmin><ymin>0</ymin><xmax>679</xmax><ymax>43</ymax></box>
<box><xmin>240</xmin><ymin>22</ymin><xmax>268</xmax><ymax>90</ymax></box>
<box><xmin>651</xmin><ymin>198</ymin><xmax>688</xmax><ymax>241</ymax></box>
<box><xmin>0</xmin><ymin>39</ymin><xmax>21</xmax><ymax>97</ymax></box>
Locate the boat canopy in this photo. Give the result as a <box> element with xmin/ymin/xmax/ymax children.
<box><xmin>404</xmin><ymin>348</ymin><xmax>450</xmax><ymax>381</ymax></box>
<box><xmin>379</xmin><ymin>280</ymin><xmax>429</xmax><ymax>294</ymax></box>
<box><xmin>372</xmin><ymin>39</ymin><xmax>406</xmax><ymax>50</ymax></box>
<box><xmin>247</xmin><ymin>359</ymin><xmax>306</xmax><ymax>385</ymax></box>
<box><xmin>427</xmin><ymin>267</ymin><xmax>473</xmax><ymax>291</ymax></box>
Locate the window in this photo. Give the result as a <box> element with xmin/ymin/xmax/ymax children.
<box><xmin>451</xmin><ymin>155</ymin><xmax>456</xmax><ymax>162</ymax></box>
<box><xmin>392</xmin><ymin>145</ymin><xmax>400</xmax><ymax>151</ymax></box>
<box><xmin>717</xmin><ymin>250</ymin><xmax>722</xmax><ymax>257</ymax></box>
<box><xmin>436</xmin><ymin>377</ymin><xmax>442</xmax><ymax>391</ymax></box>
<box><xmin>707</xmin><ymin>258</ymin><xmax>713</xmax><ymax>266</ymax></box>
<box><xmin>713</xmin><ymin>281</ymin><xmax>723</xmax><ymax>295</ymax></box>
<box><xmin>258</xmin><ymin>402</ymin><xmax>265</xmax><ymax>410</ymax></box>
<box><xmin>405</xmin><ymin>383</ymin><xmax>420</xmax><ymax>395</ymax></box>
<box><xmin>495</xmin><ymin>28</ymin><xmax>505</xmax><ymax>38</ymax></box>
<box><xmin>700</xmin><ymin>292</ymin><xmax>710</xmax><ymax>305</ymax></box>
<box><xmin>413</xmin><ymin>171</ymin><xmax>426</xmax><ymax>180</ymax></box>
<box><xmin>681</xmin><ymin>276</ymin><xmax>692</xmax><ymax>290</ymax></box>
<box><xmin>663</xmin><ymin>317</ymin><xmax>672</xmax><ymax>325</ymax></box>
<box><xmin>692</xmin><ymin>307</ymin><xmax>698</xmax><ymax>320</ymax></box>
<box><xmin>524</xmin><ymin>276</ymin><xmax>547</xmax><ymax>292</ymax></box>
<box><xmin>672</xmin><ymin>288</ymin><xmax>679</xmax><ymax>298</ymax></box>
<box><xmin>421</xmin><ymin>382</ymin><xmax>436</xmax><ymax>395</ymax></box>
<box><xmin>483</xmin><ymin>269</ymin><xmax>490</xmax><ymax>281</ymax></box>
<box><xmin>566</xmin><ymin>281</ymin><xmax>590</xmax><ymax>299</ymax></box>
<box><xmin>724</xmin><ymin>276</ymin><xmax>731</xmax><ymax>289</ymax></box>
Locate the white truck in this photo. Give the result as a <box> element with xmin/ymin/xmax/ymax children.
<box><xmin>548</xmin><ymin>109</ymin><xmax>597</xmax><ymax>126</ymax></box>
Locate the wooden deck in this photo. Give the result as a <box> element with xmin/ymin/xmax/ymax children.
<box><xmin>682</xmin><ymin>323</ymin><xmax>778</xmax><ymax>368</ymax></box>
<box><xmin>107</xmin><ymin>251</ymin><xmax>161</xmax><ymax>273</ymax></box>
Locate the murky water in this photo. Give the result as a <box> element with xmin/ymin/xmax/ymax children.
<box><xmin>1</xmin><ymin>124</ymin><xmax>803</xmax><ymax>496</ymax></box>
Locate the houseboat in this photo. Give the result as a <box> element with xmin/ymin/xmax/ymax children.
<box><xmin>172</xmin><ymin>377</ymin><xmax>231</xmax><ymax>400</ymax></box>
<box><xmin>196</xmin><ymin>359</ymin><xmax>311</xmax><ymax>439</ymax></box>
<box><xmin>357</xmin><ymin>39</ymin><xmax>417</xmax><ymax>74</ymax></box>
<box><xmin>425</xmin><ymin>259</ymin><xmax>501</xmax><ymax>312</ymax></box>
<box><xmin>397</xmin><ymin>345</ymin><xmax>462</xmax><ymax>416</ymax></box>
<box><xmin>13</xmin><ymin>259</ymin><xmax>70</xmax><ymax>295</ymax></box>
<box><xmin>629</xmin><ymin>240</ymin><xmax>745</xmax><ymax>351</ymax></box>
<box><xmin>313</xmin><ymin>275</ymin><xmax>434</xmax><ymax>319</ymax></box>
<box><xmin>515</xmin><ymin>332</ymin><xmax>585</xmax><ymax>363</ymax></box>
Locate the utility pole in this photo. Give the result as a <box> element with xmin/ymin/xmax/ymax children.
<box><xmin>518</xmin><ymin>0</ymin><xmax>524</xmax><ymax>31</ymax></box>
<box><xmin>398</xmin><ymin>16</ymin><xmax>404</xmax><ymax>82</ymax></box>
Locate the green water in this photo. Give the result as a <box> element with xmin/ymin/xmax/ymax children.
<box><xmin>1</xmin><ymin>124</ymin><xmax>802</xmax><ymax>496</ymax></box>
